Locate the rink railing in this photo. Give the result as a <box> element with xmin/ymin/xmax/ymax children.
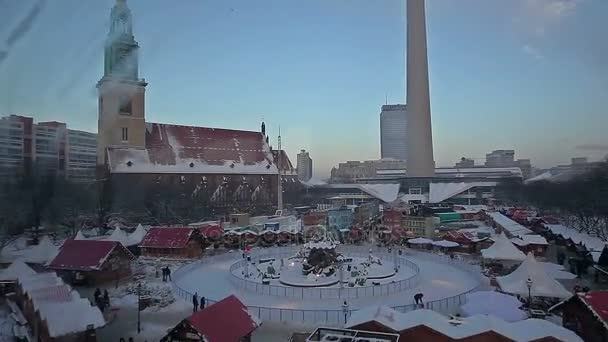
<box><xmin>226</xmin><ymin>246</ymin><xmax>421</xmax><ymax>299</ymax></box>
<box><xmin>171</xmin><ymin>246</ymin><xmax>485</xmax><ymax>325</ymax></box>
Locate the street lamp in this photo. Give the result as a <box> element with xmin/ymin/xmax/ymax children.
<box><xmin>137</xmin><ymin>282</ymin><xmax>142</xmax><ymax>334</ymax></box>
<box><xmin>526</xmin><ymin>277</ymin><xmax>533</xmax><ymax>314</ymax></box>
<box><xmin>338</xmin><ymin>262</ymin><xmax>344</xmax><ymax>299</ymax></box>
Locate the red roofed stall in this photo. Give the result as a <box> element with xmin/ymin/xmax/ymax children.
<box><xmin>161</xmin><ymin>295</ymin><xmax>260</xmax><ymax>342</ymax></box>
<box><xmin>139</xmin><ymin>228</ymin><xmax>203</xmax><ymax>259</ymax></box>
<box><xmin>48</xmin><ymin>240</ymin><xmax>135</xmax><ymax>285</ymax></box>
<box><xmin>550</xmin><ymin>290</ymin><xmax>608</xmax><ymax>341</ymax></box>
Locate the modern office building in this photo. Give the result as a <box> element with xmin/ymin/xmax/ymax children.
<box><xmin>0</xmin><ymin>115</ymin><xmax>97</xmax><ymax>181</ymax></box>
<box><xmin>297</xmin><ymin>149</ymin><xmax>313</xmax><ymax>181</ymax></box>
<box><xmin>485</xmin><ymin>150</ymin><xmax>515</xmax><ymax>167</ymax></box>
<box><xmin>380</xmin><ymin>104</ymin><xmax>407</xmax><ymax>162</ymax></box>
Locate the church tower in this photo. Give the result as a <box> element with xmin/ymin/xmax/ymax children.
<box><xmin>97</xmin><ymin>0</ymin><xmax>147</xmax><ymax>165</ymax></box>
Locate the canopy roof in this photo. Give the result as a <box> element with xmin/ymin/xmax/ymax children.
<box><xmin>496</xmin><ymin>253</ymin><xmax>572</xmax><ymax>298</ymax></box>
<box><xmin>481</xmin><ymin>232</ymin><xmax>526</xmax><ymax>261</ymax></box>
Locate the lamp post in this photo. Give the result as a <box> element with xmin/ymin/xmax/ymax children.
<box><xmin>137</xmin><ymin>282</ymin><xmax>141</xmax><ymax>334</ymax></box>
<box><xmin>526</xmin><ymin>277</ymin><xmax>533</xmax><ymax>315</ymax></box>
<box><xmin>338</xmin><ymin>262</ymin><xmax>344</xmax><ymax>299</ymax></box>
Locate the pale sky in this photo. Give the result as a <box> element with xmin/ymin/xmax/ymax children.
<box><xmin>1</xmin><ymin>0</ymin><xmax>607</xmax><ymax>177</ymax></box>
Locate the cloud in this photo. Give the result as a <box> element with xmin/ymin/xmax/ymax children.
<box><xmin>522</xmin><ymin>44</ymin><xmax>544</xmax><ymax>60</ymax></box>
<box><xmin>576</xmin><ymin>144</ymin><xmax>608</xmax><ymax>151</ymax></box>
<box><xmin>517</xmin><ymin>0</ymin><xmax>583</xmax><ymax>59</ymax></box>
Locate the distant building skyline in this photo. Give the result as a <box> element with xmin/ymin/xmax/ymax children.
<box><xmin>297</xmin><ymin>149</ymin><xmax>312</xmax><ymax>182</ymax></box>
<box><xmin>0</xmin><ymin>114</ymin><xmax>97</xmax><ymax>181</ymax></box>
<box><xmin>380</xmin><ymin>104</ymin><xmax>407</xmax><ymax>162</ymax></box>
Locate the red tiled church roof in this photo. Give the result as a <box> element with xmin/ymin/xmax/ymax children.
<box><xmin>139</xmin><ymin>227</ymin><xmax>195</xmax><ymax>249</ymax></box>
<box><xmin>107</xmin><ymin>123</ymin><xmax>295</xmax><ymax>175</ymax></box>
<box><xmin>48</xmin><ymin>240</ymin><xmax>132</xmax><ymax>271</ymax></box>
<box><xmin>187</xmin><ymin>295</ymin><xmax>260</xmax><ymax>342</ymax></box>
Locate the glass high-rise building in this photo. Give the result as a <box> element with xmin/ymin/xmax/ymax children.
<box><xmin>380</xmin><ymin>104</ymin><xmax>407</xmax><ymax>162</ymax></box>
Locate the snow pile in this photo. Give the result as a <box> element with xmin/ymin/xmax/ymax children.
<box><xmin>0</xmin><ymin>259</ymin><xmax>36</xmax><ymax>280</ymax></box>
<box><xmin>461</xmin><ymin>291</ymin><xmax>527</xmax><ymax>322</ymax></box>
<box><xmin>496</xmin><ymin>253</ymin><xmax>572</xmax><ymax>298</ymax></box>
<box><xmin>432</xmin><ymin>240</ymin><xmax>460</xmax><ymax>248</ymax></box>
<box><xmin>481</xmin><ymin>232</ymin><xmax>526</xmax><ymax>262</ymax></box>
<box><xmin>24</xmin><ymin>236</ymin><xmax>59</xmax><ymax>264</ymax></box>
<box><xmin>408</xmin><ymin>237</ymin><xmax>433</xmax><ymax>245</ymax></box>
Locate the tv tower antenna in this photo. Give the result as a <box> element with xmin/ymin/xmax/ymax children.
<box><xmin>277</xmin><ymin>126</ymin><xmax>283</xmax><ymax>212</ymax></box>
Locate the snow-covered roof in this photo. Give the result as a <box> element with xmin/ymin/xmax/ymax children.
<box><xmin>104</xmin><ymin>227</ymin><xmax>132</xmax><ymax>246</ymax></box>
<box><xmin>346</xmin><ymin>306</ymin><xmax>581</xmax><ymax>341</ymax></box>
<box><xmin>407</xmin><ymin>237</ymin><xmax>433</xmax><ymax>245</ymax></box>
<box><xmin>23</xmin><ymin>236</ymin><xmax>59</xmax><ymax>264</ymax></box>
<box><xmin>49</xmin><ymin>240</ymin><xmax>132</xmax><ymax>271</ymax></box>
<box><xmin>481</xmin><ymin>232</ymin><xmax>526</xmax><ymax>261</ymax></box>
<box><xmin>74</xmin><ymin>231</ymin><xmax>87</xmax><ymax>240</ymax></box>
<box><xmin>429</xmin><ymin>182</ymin><xmax>497</xmax><ymax>203</ymax></box>
<box><xmin>496</xmin><ymin>253</ymin><xmax>572</xmax><ymax>299</ymax></box>
<box><xmin>0</xmin><ymin>260</ymin><xmax>36</xmax><ymax>280</ymax></box>
<box><xmin>432</xmin><ymin>240</ymin><xmax>460</xmax><ymax>248</ymax></box>
<box><xmin>107</xmin><ymin>123</ymin><xmax>295</xmax><ymax>175</ymax></box>
<box><xmin>520</xmin><ymin>234</ymin><xmax>548</xmax><ymax>245</ymax></box>
<box><xmin>540</xmin><ymin>262</ymin><xmax>577</xmax><ymax>280</ymax></box>
<box><xmin>486</xmin><ymin>212</ymin><xmax>533</xmax><ymax>236</ymax></box>
<box><xmin>128</xmin><ymin>224</ymin><xmax>148</xmax><ymax>245</ymax></box>
<box><xmin>461</xmin><ymin>291</ymin><xmax>527</xmax><ymax>322</ymax></box>
<box><xmin>39</xmin><ymin>296</ymin><xmax>106</xmax><ymax>337</ymax></box>
<box><xmin>300</xmin><ymin>178</ymin><xmax>328</xmax><ymax>187</ymax></box>
<box><xmin>524</xmin><ymin>171</ymin><xmax>553</xmax><ymax>184</ymax></box>
<box><xmin>15</xmin><ymin>270</ymin><xmax>105</xmax><ymax>337</ymax></box>
<box><xmin>319</xmin><ymin>183</ymin><xmax>400</xmax><ymax>203</ymax></box>
<box><xmin>545</xmin><ymin>224</ymin><xmax>606</xmax><ymax>261</ymax></box>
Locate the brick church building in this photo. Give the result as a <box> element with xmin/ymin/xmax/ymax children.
<box><xmin>96</xmin><ymin>0</ymin><xmax>299</xmax><ymax>221</ymax></box>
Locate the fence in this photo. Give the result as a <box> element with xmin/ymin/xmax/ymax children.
<box><xmin>227</xmin><ymin>246</ymin><xmax>420</xmax><ymax>299</ymax></box>
<box><xmin>172</xmin><ymin>246</ymin><xmax>484</xmax><ymax>326</ymax></box>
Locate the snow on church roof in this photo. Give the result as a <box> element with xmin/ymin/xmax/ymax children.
<box><xmin>346</xmin><ymin>306</ymin><xmax>581</xmax><ymax>341</ymax></box>
<box><xmin>496</xmin><ymin>253</ymin><xmax>572</xmax><ymax>299</ymax></box>
<box><xmin>107</xmin><ymin>123</ymin><xmax>295</xmax><ymax>175</ymax></box>
<box><xmin>481</xmin><ymin>232</ymin><xmax>526</xmax><ymax>261</ymax></box>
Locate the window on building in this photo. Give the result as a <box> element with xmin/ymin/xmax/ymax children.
<box><xmin>409</xmin><ymin>188</ymin><xmax>422</xmax><ymax>195</ymax></box>
<box><xmin>121</xmin><ymin>127</ymin><xmax>128</xmax><ymax>142</ymax></box>
<box><xmin>119</xmin><ymin>95</ymin><xmax>132</xmax><ymax>115</ymax></box>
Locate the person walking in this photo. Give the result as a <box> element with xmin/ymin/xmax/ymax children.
<box><xmin>166</xmin><ymin>266</ymin><xmax>172</xmax><ymax>281</ymax></box>
<box><xmin>161</xmin><ymin>267</ymin><xmax>166</xmax><ymax>281</ymax></box>
<box><xmin>103</xmin><ymin>289</ymin><xmax>110</xmax><ymax>308</ymax></box>
<box><xmin>192</xmin><ymin>292</ymin><xmax>199</xmax><ymax>313</ymax></box>
<box><xmin>200</xmin><ymin>296</ymin><xmax>206</xmax><ymax>310</ymax></box>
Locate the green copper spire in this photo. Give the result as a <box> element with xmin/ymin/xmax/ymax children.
<box><xmin>104</xmin><ymin>0</ymin><xmax>139</xmax><ymax>80</ymax></box>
